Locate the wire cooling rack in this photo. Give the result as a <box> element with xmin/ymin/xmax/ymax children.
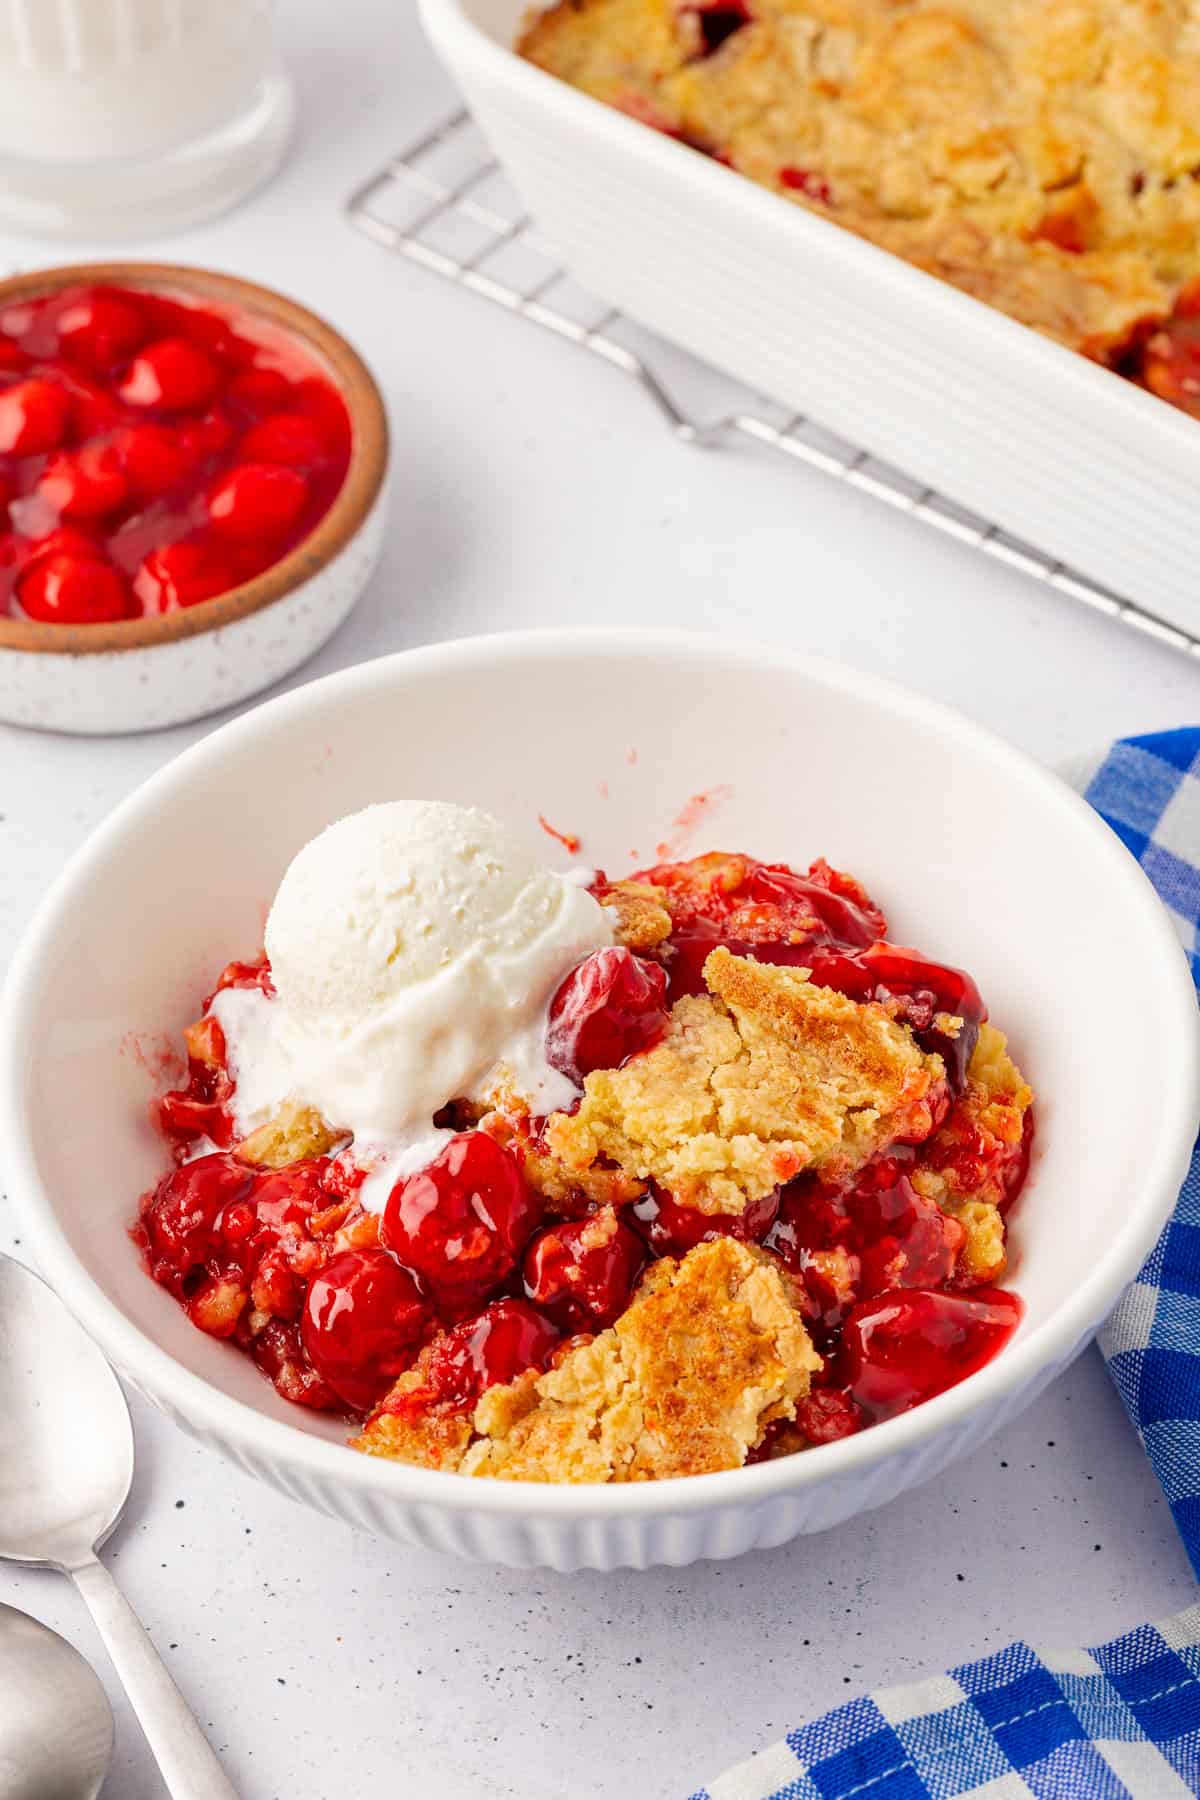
<box><xmin>348</xmin><ymin>108</ymin><xmax>1200</xmax><ymax>662</ymax></box>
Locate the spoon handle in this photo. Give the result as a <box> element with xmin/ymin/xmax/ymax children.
<box><xmin>70</xmin><ymin>1554</ymin><xmax>239</xmax><ymax>1799</ymax></box>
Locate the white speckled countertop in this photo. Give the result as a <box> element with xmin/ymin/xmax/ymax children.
<box><xmin>0</xmin><ymin>3</ymin><xmax>1197</xmax><ymax>1796</ymax></box>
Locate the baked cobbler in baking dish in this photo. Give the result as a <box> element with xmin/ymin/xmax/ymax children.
<box><xmin>136</xmin><ymin>803</ymin><xmax>1033</xmax><ymax>1483</ymax></box>
<box><xmin>518</xmin><ymin>0</ymin><xmax>1200</xmax><ymax>416</ymax></box>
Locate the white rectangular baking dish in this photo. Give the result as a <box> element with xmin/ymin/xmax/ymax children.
<box><xmin>419</xmin><ymin>0</ymin><xmax>1200</xmax><ymax>630</ymax></box>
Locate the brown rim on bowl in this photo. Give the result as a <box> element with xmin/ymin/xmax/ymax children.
<box><xmin>0</xmin><ymin>262</ymin><xmax>389</xmax><ymax>657</ymax></box>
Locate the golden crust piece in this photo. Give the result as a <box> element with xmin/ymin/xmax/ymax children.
<box><xmin>234</xmin><ymin>1100</ymin><xmax>342</xmax><ymax>1170</ymax></box>
<box><xmin>519</xmin><ymin>0</ymin><xmax>1200</xmax><ymax>355</ymax></box>
<box><xmin>601</xmin><ymin>879</ymin><xmax>674</xmax><ymax>951</ymax></box>
<box><xmin>354</xmin><ymin>1364</ymin><xmax>476</xmax><ymax>1471</ymax></box>
<box><xmin>542</xmin><ymin>947</ymin><xmax>944</xmax><ymax>1214</ymax></box>
<box><xmin>356</xmin><ymin>1239</ymin><xmax>820</xmax><ymax>1481</ymax></box>
<box><xmin>913</xmin><ymin>1021</ymin><xmax>1033</xmax><ymax>1284</ymax></box>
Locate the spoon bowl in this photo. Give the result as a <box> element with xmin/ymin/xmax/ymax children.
<box><xmin>0</xmin><ymin>1604</ymin><xmax>113</xmax><ymax>1800</ymax></box>
<box><xmin>0</xmin><ymin>1256</ymin><xmax>237</xmax><ymax>1797</ymax></box>
<box><xmin>0</xmin><ymin>1258</ymin><xmax>133</xmax><ymax>1569</ymax></box>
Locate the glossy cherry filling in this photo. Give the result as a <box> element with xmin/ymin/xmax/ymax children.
<box><xmin>380</xmin><ymin>1131</ymin><xmax>543</xmax><ymax>1314</ymax></box>
<box><xmin>142</xmin><ymin>848</ymin><xmax>1031</xmax><ymax>1447</ymax></box>
<box><xmin>546</xmin><ymin>945</ymin><xmax>670</xmax><ymax>1084</ymax></box>
<box><xmin>301</xmin><ymin>1249</ymin><xmax>431</xmax><ymax>1412</ymax></box>
<box><xmin>837</xmin><ymin>1287</ymin><xmax>1023</xmax><ymax>1420</ymax></box>
<box><xmin>1</xmin><ymin>283</ymin><xmax>350</xmax><ymax>625</ymax></box>
<box><xmin>523</xmin><ymin>1208</ymin><xmax>647</xmax><ymax>1329</ymax></box>
<box><xmin>159</xmin><ymin>960</ymin><xmax>274</xmax><ymax>1154</ymax></box>
<box><xmin>631</xmin><ymin>1184</ymin><xmax>780</xmax><ymax>1258</ymax></box>
<box><xmin>413</xmin><ymin>1298</ymin><xmax>562</xmax><ymax>1410</ymax></box>
<box><xmin>1127</xmin><ymin>278</ymin><xmax>1200</xmax><ymax>419</ymax></box>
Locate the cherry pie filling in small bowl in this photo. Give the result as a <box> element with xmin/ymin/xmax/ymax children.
<box><xmin>137</xmin><ymin>846</ymin><xmax>1034</xmax><ymax>1484</ymax></box>
<box><xmin>0</xmin><ymin>279</ymin><xmax>352</xmax><ymax>626</ymax></box>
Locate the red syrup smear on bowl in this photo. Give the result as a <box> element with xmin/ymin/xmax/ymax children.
<box><xmin>0</xmin><ymin>283</ymin><xmax>350</xmax><ymax>624</ymax></box>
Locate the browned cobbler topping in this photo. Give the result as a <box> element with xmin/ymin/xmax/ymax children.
<box><xmin>911</xmin><ymin>1022</ymin><xmax>1033</xmax><ymax>1285</ymax></box>
<box><xmin>143</xmin><ymin>846</ymin><xmax>1034</xmax><ymax>1479</ymax></box>
<box><xmin>599</xmin><ymin>877</ymin><xmax>675</xmax><ymax>951</ymax></box>
<box><xmin>234</xmin><ymin>1099</ymin><xmax>343</xmax><ymax>1170</ymax></box>
<box><xmin>356</xmin><ymin>1238</ymin><xmax>821</xmax><ymax>1481</ymax></box>
<box><xmin>539</xmin><ymin>947</ymin><xmax>945</xmax><ymax>1215</ymax></box>
<box><xmin>517</xmin><ymin>0</ymin><xmax>1200</xmax><ymax>388</ymax></box>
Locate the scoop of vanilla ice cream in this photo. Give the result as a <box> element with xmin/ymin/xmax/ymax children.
<box><xmin>266</xmin><ymin>801</ymin><xmax>590</xmax><ymax>1018</ymax></box>
<box><xmin>210</xmin><ymin>802</ymin><xmax>613</xmax><ymax>1181</ymax></box>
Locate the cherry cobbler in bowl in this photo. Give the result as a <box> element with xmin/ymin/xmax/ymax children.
<box><xmin>136</xmin><ymin>805</ymin><xmax>1033</xmax><ymax>1485</ymax></box>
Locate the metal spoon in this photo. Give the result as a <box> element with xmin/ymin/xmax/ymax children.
<box><xmin>0</xmin><ymin>1602</ymin><xmax>113</xmax><ymax>1799</ymax></box>
<box><xmin>0</xmin><ymin>1256</ymin><xmax>238</xmax><ymax>1798</ymax></box>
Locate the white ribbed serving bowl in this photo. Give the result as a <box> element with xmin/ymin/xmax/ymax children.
<box><xmin>2</xmin><ymin>630</ymin><xmax>1197</xmax><ymax>1569</ymax></box>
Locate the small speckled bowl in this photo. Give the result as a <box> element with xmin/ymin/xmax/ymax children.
<box><xmin>0</xmin><ymin>263</ymin><xmax>389</xmax><ymax>736</ymax></box>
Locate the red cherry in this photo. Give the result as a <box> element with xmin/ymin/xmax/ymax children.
<box><xmin>133</xmin><ymin>541</ymin><xmax>238</xmax><ymax>613</ymax></box>
<box><xmin>546</xmin><ymin>947</ymin><xmax>670</xmax><ymax>1084</ymax></box>
<box><xmin>115</xmin><ymin>422</ymin><xmax>191</xmax><ymax>499</ymax></box>
<box><xmin>37</xmin><ymin>443</ymin><xmax>128</xmax><ymax>519</ymax></box>
<box><xmin>49</xmin><ymin>368</ymin><xmax>126</xmax><ymax>441</ymax></box>
<box><xmin>176</xmin><ymin>411</ymin><xmax>235</xmax><ymax>462</ymax></box>
<box><xmin>851</xmin><ymin>1173</ymin><xmax>963</xmax><ymax>1297</ymax></box>
<box><xmin>157</xmin><ymin>1014</ymin><xmax>231</xmax><ymax>1148</ymax></box>
<box><xmin>207</xmin><ymin>462</ymin><xmax>308</xmax><ymax>540</ymax></box>
<box><xmin>292</xmin><ymin>374</ymin><xmax>351</xmax><ymax>453</ymax></box>
<box><xmin>380</xmin><ymin>1131</ymin><xmax>542</xmax><ymax>1311</ymax></box>
<box><xmin>139</xmin><ymin>1153</ymin><xmax>258</xmax><ymax>1294</ymax></box>
<box><xmin>423</xmin><ymin>1298</ymin><xmax>560</xmax><ymax>1406</ymax></box>
<box><xmin>523</xmin><ymin>1207</ymin><xmax>646</xmax><ymax>1328</ymax></box>
<box><xmin>301</xmin><ymin>1249</ymin><xmax>431</xmax><ymax>1412</ymax></box>
<box><xmin>839</xmin><ymin>1287</ymin><xmax>1022</xmax><ymax>1420</ymax></box>
<box><xmin>158</xmin><ymin>1078</ymin><xmax>234</xmax><ymax>1150</ymax></box>
<box><xmin>56</xmin><ymin>289</ymin><xmax>145</xmax><ymax>371</ymax></box>
<box><xmin>252</xmin><ymin>1318</ymin><xmax>339</xmax><ymax>1411</ymax></box>
<box><xmin>763</xmin><ymin>1175</ymin><xmax>853</xmax><ymax>1265</ymax></box>
<box><xmin>1142</xmin><ymin>321</ymin><xmax>1200</xmax><ymax>418</ymax></box>
<box><xmin>253</xmin><ymin>1162</ymin><xmax>330</xmax><ymax>1236</ymax></box>
<box><xmin>792</xmin><ymin>1389</ymin><xmax>863</xmax><ymax>1445</ymax></box>
<box><xmin>0</xmin><ymin>342</ymin><xmax>29</xmax><ymax>373</ymax></box>
<box><xmin>204</xmin><ymin>956</ymin><xmax>275</xmax><ymax>1009</ymax></box>
<box><xmin>226</xmin><ymin>366</ymin><xmax>293</xmax><ymax>415</ymax></box>
<box><xmin>239</xmin><ymin>412</ymin><xmax>328</xmax><ymax>468</ymax></box>
<box><xmin>631</xmin><ymin>1184</ymin><xmax>779</xmax><ymax>1257</ymax></box>
<box><xmin>16</xmin><ymin>525</ymin><xmax>104</xmax><ymax>567</ymax></box>
<box><xmin>747</xmin><ymin>861</ymin><xmax>884</xmax><ymax>947</ymax></box>
<box><xmin>17</xmin><ymin>552</ymin><xmax>129</xmax><ymax>623</ymax></box>
<box><xmin>117</xmin><ymin>337</ymin><xmax>221</xmax><ymax>411</ymax></box>
<box><xmin>172</xmin><ymin>304</ymin><xmax>254</xmax><ymax>369</ymax></box>
<box><xmin>0</xmin><ymin>378</ymin><xmax>70</xmax><ymax>454</ymax></box>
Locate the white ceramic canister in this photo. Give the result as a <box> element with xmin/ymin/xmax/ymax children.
<box><xmin>0</xmin><ymin>0</ymin><xmax>294</xmax><ymax>237</ymax></box>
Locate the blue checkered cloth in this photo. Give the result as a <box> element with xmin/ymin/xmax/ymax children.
<box><xmin>692</xmin><ymin>1608</ymin><xmax>1200</xmax><ymax>1800</ymax></box>
<box><xmin>691</xmin><ymin>729</ymin><xmax>1200</xmax><ymax>1800</ymax></box>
